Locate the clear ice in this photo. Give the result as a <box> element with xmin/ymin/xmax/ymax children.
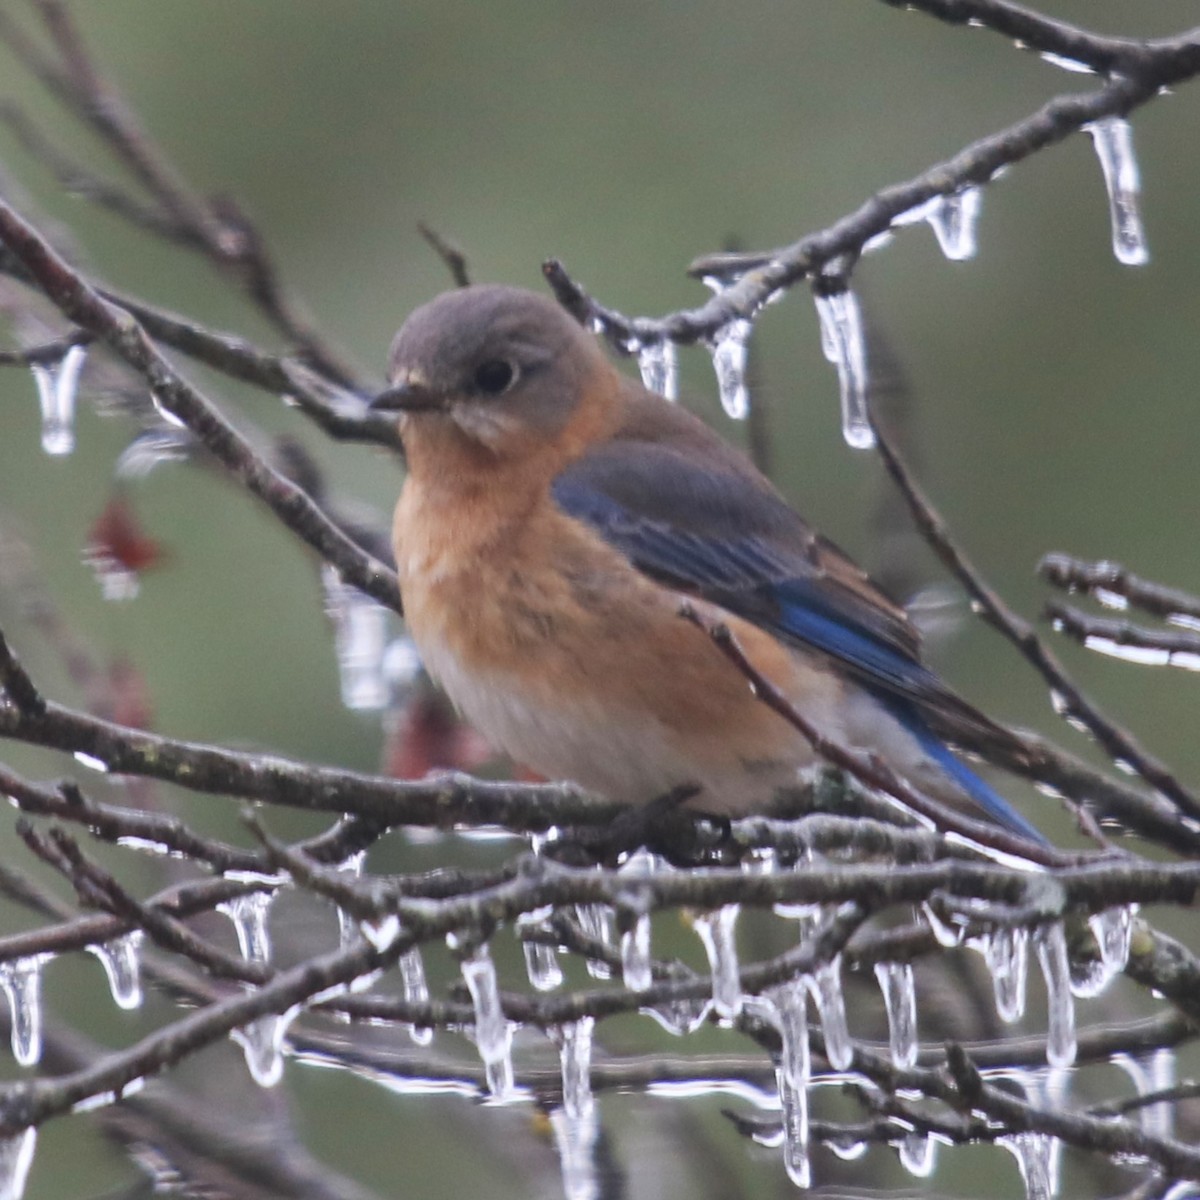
<box><xmin>1035</xmin><ymin>925</ymin><xmax>1076</xmax><ymax>1067</ymax></box>
<box><xmin>0</xmin><ymin>1128</ymin><xmax>36</xmax><ymax>1200</ymax></box>
<box><xmin>620</xmin><ymin>914</ymin><xmax>652</xmax><ymax>993</ymax></box>
<box><xmin>771</xmin><ymin>979</ymin><xmax>811</xmax><ymax>1188</ymax></box>
<box><xmin>461</xmin><ymin>943</ymin><xmax>514</xmax><ymax>1099</ymax></box>
<box><xmin>32</xmin><ymin>344</ymin><xmax>87</xmax><ymax>456</ymax></box>
<box><xmin>558</xmin><ymin>1017</ymin><xmax>595</xmax><ymax>1120</ymax></box>
<box><xmin>806</xmin><ymin>958</ymin><xmax>852</xmax><ymax>1070</ymax></box>
<box><xmin>516</xmin><ymin>907</ymin><xmax>563</xmax><ymax>992</ymax></box>
<box><xmin>898</xmin><ymin>1130</ymin><xmax>937</xmax><ymax>1178</ymax></box>
<box><xmin>575</xmin><ymin>905</ymin><xmax>614</xmax><ymax>980</ymax></box>
<box><xmin>813</xmin><ymin>287</ymin><xmax>873</xmax><ymax>449</ymax></box>
<box><xmin>637</xmin><ymin>339</ymin><xmax>678</xmax><ymax>401</ymax></box>
<box><xmin>88</xmin><ymin>931</ymin><xmax>144</xmax><ymax>1010</ymax></box>
<box><xmin>1086</xmin><ymin>117</ymin><xmax>1149</xmax><ymax>266</ymax></box>
<box><xmin>231</xmin><ymin>1003</ymin><xmax>301</xmax><ymax>1088</ymax></box>
<box><xmin>550</xmin><ymin>1106</ymin><xmax>600</xmax><ymax>1200</ymax></box>
<box><xmin>980</xmin><ymin>925</ymin><xmax>1029</xmax><ymax>1023</ymax></box>
<box><xmin>400</xmin><ymin>946</ymin><xmax>434</xmax><ymax>1045</ymax></box>
<box><xmin>321</xmin><ymin>566</ymin><xmax>389</xmax><ymax>711</ymax></box>
<box><xmin>874</xmin><ymin>961</ymin><xmax>918</xmax><ymax>1069</ymax></box>
<box><xmin>709</xmin><ymin>319</ymin><xmax>752</xmax><ymax>420</ymax></box>
<box><xmin>693</xmin><ymin>905</ymin><xmax>742</xmax><ymax>1018</ymax></box>
<box><xmin>928</xmin><ymin>187</ymin><xmax>982</xmax><ymax>261</ymax></box>
<box><xmin>0</xmin><ymin>957</ymin><xmax>47</xmax><ymax>1067</ymax></box>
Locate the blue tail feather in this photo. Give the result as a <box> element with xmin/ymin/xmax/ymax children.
<box><xmin>896</xmin><ymin>707</ymin><xmax>1047</xmax><ymax>846</ymax></box>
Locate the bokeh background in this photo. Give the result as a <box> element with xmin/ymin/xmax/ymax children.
<box><xmin>0</xmin><ymin>2</ymin><xmax>1198</xmax><ymax>1197</ymax></box>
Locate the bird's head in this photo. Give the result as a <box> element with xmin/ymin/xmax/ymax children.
<box><xmin>372</xmin><ymin>285</ymin><xmax>613</xmax><ymax>462</ymax></box>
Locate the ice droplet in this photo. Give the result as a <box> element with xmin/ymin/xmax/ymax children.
<box><xmin>231</xmin><ymin>1003</ymin><xmax>301</xmax><ymax>1088</ymax></box>
<box><xmin>709</xmin><ymin>319</ymin><xmax>752</xmax><ymax>420</ymax></box>
<box><xmin>645</xmin><ymin>987</ymin><xmax>712</xmax><ymax>1036</ymax></box>
<box><xmin>461</xmin><ymin>943</ymin><xmax>514</xmax><ymax>1099</ymax></box>
<box><xmin>980</xmin><ymin>925</ymin><xmax>1029</xmax><ymax>1023</ymax></box>
<box><xmin>0</xmin><ymin>1127</ymin><xmax>36</xmax><ymax>1200</ymax></box>
<box><xmin>575</xmin><ymin>905</ymin><xmax>614</xmax><ymax>980</ymax></box>
<box><xmin>1115</xmin><ymin>1048</ymin><xmax>1176</xmax><ymax>1141</ymax></box>
<box><xmin>693</xmin><ymin>905</ymin><xmax>742</xmax><ymax>1018</ymax></box>
<box><xmin>400</xmin><ymin>946</ymin><xmax>433</xmax><ymax>1046</ymax></box>
<box><xmin>88</xmin><ymin>931</ymin><xmax>144</xmax><ymax>1010</ymax></box>
<box><xmin>899</xmin><ymin>1130</ymin><xmax>937</xmax><ymax>1178</ymax></box>
<box><xmin>558</xmin><ymin>1017</ymin><xmax>595</xmax><ymax>1120</ymax></box>
<box><xmin>1086</xmin><ymin>117</ymin><xmax>1149</xmax><ymax>266</ymax></box>
<box><xmin>321</xmin><ymin>566</ymin><xmax>389</xmax><ymax>711</ymax></box>
<box><xmin>770</xmin><ymin>980</ymin><xmax>811</xmax><ymax>1188</ymax></box>
<box><xmin>874</xmin><ymin>961</ymin><xmax>918</xmax><ymax>1069</ymax></box>
<box><xmin>1035</xmin><ymin>925</ymin><xmax>1076</xmax><ymax>1067</ymax></box>
<box><xmin>637</xmin><ymin>339</ymin><xmax>678</xmax><ymax>401</ymax></box>
<box><xmin>806</xmin><ymin>957</ymin><xmax>852</xmax><ymax>1070</ymax></box>
<box><xmin>1001</xmin><ymin>1130</ymin><xmax>1054</xmax><ymax>1200</ymax></box>
<box><xmin>335</xmin><ymin>852</ymin><xmax>366</xmax><ymax>950</ymax></box>
<box><xmin>516</xmin><ymin>907</ymin><xmax>563</xmax><ymax>992</ymax></box>
<box><xmin>620</xmin><ymin>914</ymin><xmax>652</xmax><ymax>992</ymax></box>
<box><xmin>32</xmin><ymin>344</ymin><xmax>87</xmax><ymax>456</ymax></box>
<box><xmin>0</xmin><ymin>957</ymin><xmax>47</xmax><ymax>1066</ymax></box>
<box><xmin>550</xmin><ymin>1106</ymin><xmax>600</xmax><ymax>1200</ymax></box>
<box><xmin>1069</xmin><ymin>905</ymin><xmax>1134</xmax><ymax>998</ymax></box>
<box><xmin>218</xmin><ymin>891</ymin><xmax>273</xmax><ymax>965</ymax></box>
<box><xmin>813</xmin><ymin>287</ymin><xmax>873</xmax><ymax>449</ymax></box>
<box><xmin>218</xmin><ymin>891</ymin><xmax>289</xmax><ymax>1086</ymax></box>
<box><xmin>927</xmin><ymin>187</ymin><xmax>982</xmax><ymax>261</ymax></box>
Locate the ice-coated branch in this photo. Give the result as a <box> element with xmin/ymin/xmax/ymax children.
<box><xmin>1046</xmin><ymin>603</ymin><xmax>1200</xmax><ymax>670</ymax></box>
<box><xmin>0</xmin><ymin>198</ymin><xmax>401</xmax><ymax>610</ymax></box>
<box><xmin>1040</xmin><ymin>553</ymin><xmax>1200</xmax><ymax>625</ymax></box>
<box><xmin>0</xmin><ymin>0</ymin><xmax>363</xmax><ymax>389</ymax></box>
<box><xmin>546</xmin><ymin>54</ymin><xmax>1197</xmax><ymax>351</ymax></box>
<box><xmin>868</xmin><ymin>420</ymin><xmax>1200</xmax><ymax>826</ymax></box>
<box><xmin>879</xmin><ymin>0</ymin><xmax>1200</xmax><ymax>79</ymax></box>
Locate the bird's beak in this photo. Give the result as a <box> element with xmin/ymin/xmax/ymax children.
<box><xmin>369</xmin><ymin>375</ymin><xmax>445</xmax><ymax>413</ymax></box>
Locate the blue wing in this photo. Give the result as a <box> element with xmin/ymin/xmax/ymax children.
<box><xmin>552</xmin><ymin>393</ymin><xmax>1045</xmax><ymax>843</ymax></box>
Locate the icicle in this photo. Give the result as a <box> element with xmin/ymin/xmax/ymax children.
<box><xmin>0</xmin><ymin>957</ymin><xmax>47</xmax><ymax>1067</ymax></box>
<box><xmin>0</xmin><ymin>1128</ymin><xmax>36</xmax><ymax>1200</ymax></box>
<box><xmin>1035</xmin><ymin>925</ymin><xmax>1076</xmax><ymax>1067</ymax></box>
<box><xmin>516</xmin><ymin>908</ymin><xmax>563</xmax><ymax>992</ymax></box>
<box><xmin>31</xmin><ymin>344</ymin><xmax>87</xmax><ymax>456</ymax></box>
<box><xmin>709</xmin><ymin>318</ymin><xmax>752</xmax><ymax>420</ymax></box>
<box><xmin>231</xmin><ymin>1003</ymin><xmax>301</xmax><ymax>1088</ymax></box>
<box><xmin>558</xmin><ymin>1017</ymin><xmax>595</xmax><ymax>1120</ymax></box>
<box><xmin>218</xmin><ymin>891</ymin><xmax>274</xmax><ymax>964</ymax></box>
<box><xmin>874</xmin><ymin>961</ymin><xmax>918</xmax><ymax>1069</ymax></box>
<box><xmin>321</xmin><ymin>566</ymin><xmax>389</xmax><ymax>711</ymax></box>
<box><xmin>400</xmin><ymin>946</ymin><xmax>433</xmax><ymax>1046</ymax></box>
<box><xmin>645</xmin><ymin>989</ymin><xmax>711</xmax><ymax>1036</ymax></box>
<box><xmin>460</xmin><ymin>943</ymin><xmax>514</xmax><ymax>1099</ymax></box>
<box><xmin>898</xmin><ymin>1130</ymin><xmax>937</xmax><ymax>1178</ymax></box>
<box><xmin>927</xmin><ymin>187</ymin><xmax>982</xmax><ymax>260</ymax></box>
<box><xmin>1116</xmin><ymin>1049</ymin><xmax>1176</xmax><ymax>1141</ymax></box>
<box><xmin>335</xmin><ymin>852</ymin><xmax>366</xmax><ymax>950</ymax></box>
<box><xmin>1086</xmin><ymin>117</ymin><xmax>1149</xmax><ymax>266</ymax></box>
<box><xmin>980</xmin><ymin>925</ymin><xmax>1029</xmax><ymax>1023</ymax></box>
<box><xmin>574</xmin><ymin>905</ymin><xmax>614</xmax><ymax>980</ymax></box>
<box><xmin>550</xmin><ymin>1107</ymin><xmax>600</xmax><ymax>1200</ymax></box>
<box><xmin>217</xmin><ymin>891</ymin><xmax>292</xmax><ymax>1085</ymax></box>
<box><xmin>1001</xmin><ymin>1131</ymin><xmax>1054</xmax><ymax>1200</ymax></box>
<box><xmin>620</xmin><ymin>914</ymin><xmax>652</xmax><ymax>992</ymax></box>
<box><xmin>693</xmin><ymin>905</ymin><xmax>742</xmax><ymax>1018</ymax></box>
<box><xmin>806</xmin><ymin>958</ymin><xmax>852</xmax><ymax>1070</ymax></box>
<box><xmin>88</xmin><ymin>931</ymin><xmax>144</xmax><ymax>1010</ymax></box>
<box><xmin>115</xmin><ymin>427</ymin><xmax>194</xmax><ymax>478</ymax></box>
<box><xmin>772</xmin><ymin>979</ymin><xmax>811</xmax><ymax>1189</ymax></box>
<box><xmin>813</xmin><ymin>286</ymin><xmax>873</xmax><ymax>449</ymax></box>
<box><xmin>636</xmin><ymin>339</ymin><xmax>678</xmax><ymax>401</ymax></box>
<box><xmin>1095</xmin><ymin>904</ymin><xmax>1135</xmax><ymax>976</ymax></box>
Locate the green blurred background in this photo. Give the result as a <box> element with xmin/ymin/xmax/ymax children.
<box><xmin>0</xmin><ymin>2</ymin><xmax>1198</xmax><ymax>1197</ymax></box>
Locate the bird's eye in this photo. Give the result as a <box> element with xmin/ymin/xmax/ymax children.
<box><xmin>472</xmin><ymin>359</ymin><xmax>516</xmax><ymax>396</ymax></box>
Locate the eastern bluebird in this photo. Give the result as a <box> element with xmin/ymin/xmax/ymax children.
<box><xmin>371</xmin><ymin>284</ymin><xmax>1043</xmax><ymax>842</ymax></box>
